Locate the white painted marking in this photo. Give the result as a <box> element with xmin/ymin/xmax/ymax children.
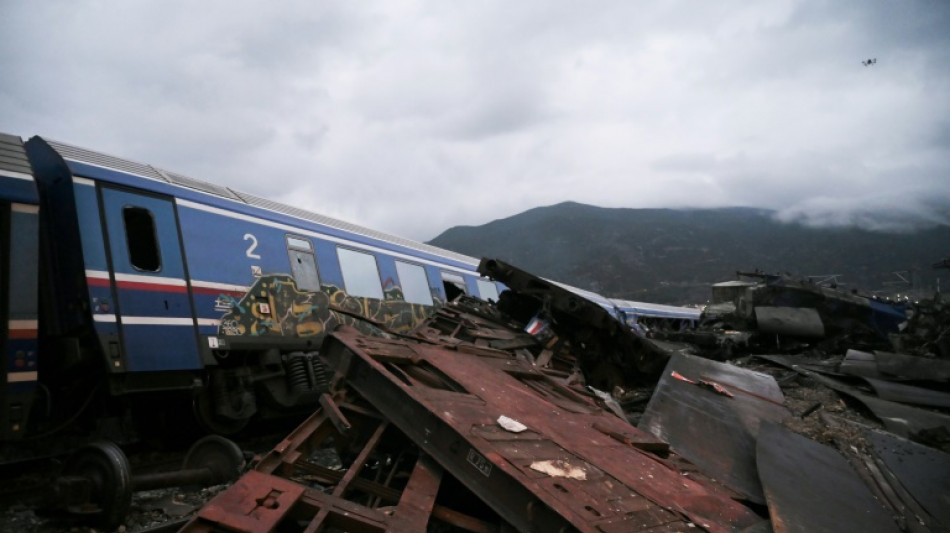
<box><xmin>7</xmin><ymin>371</ymin><xmax>38</xmax><ymax>383</ymax></box>
<box><xmin>11</xmin><ymin>204</ymin><xmax>39</xmax><ymax>214</ymax></box>
<box><xmin>191</xmin><ymin>280</ymin><xmax>249</xmax><ymax>293</ymax></box>
<box><xmin>113</xmin><ymin>272</ymin><xmax>186</xmax><ymax>286</ymax></box>
<box><xmin>0</xmin><ymin>170</ymin><xmax>33</xmax><ymax>182</ymax></box>
<box><xmin>119</xmin><ymin>317</ymin><xmax>195</xmax><ymax>326</ymax></box>
<box><xmin>8</xmin><ymin>319</ymin><xmax>39</xmax><ymax>330</ymax></box>
<box><xmin>86</xmin><ymin>269</ymin><xmax>111</xmax><ymax>280</ymax></box>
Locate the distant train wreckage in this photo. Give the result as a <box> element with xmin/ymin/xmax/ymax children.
<box><xmin>169</xmin><ymin>259</ymin><xmax>947</xmax><ymax>533</ymax></box>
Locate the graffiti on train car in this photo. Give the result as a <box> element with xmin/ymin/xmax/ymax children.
<box><xmin>217</xmin><ymin>275</ymin><xmax>441</xmax><ymax>339</ymax></box>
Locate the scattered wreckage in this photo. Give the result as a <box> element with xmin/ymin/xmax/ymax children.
<box><xmin>180</xmin><ymin>258</ymin><xmax>948</xmax><ymax>533</ymax></box>
<box><xmin>709</xmin><ymin>270</ymin><xmax>907</xmax><ymax>337</ymax></box>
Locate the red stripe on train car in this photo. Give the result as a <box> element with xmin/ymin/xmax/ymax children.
<box><xmin>8</xmin><ymin>329</ymin><xmax>38</xmax><ymax>339</ymax></box>
<box><xmin>86</xmin><ymin>276</ymin><xmax>111</xmax><ymax>287</ymax></box>
<box><xmin>115</xmin><ymin>280</ymin><xmax>188</xmax><ymax>293</ymax></box>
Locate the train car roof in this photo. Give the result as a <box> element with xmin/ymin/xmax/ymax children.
<box><xmin>0</xmin><ymin>133</ymin><xmax>39</xmax><ymax>204</ymax></box>
<box><xmin>610</xmin><ymin>298</ymin><xmax>702</xmax><ymax>320</ymax></box>
<box><xmin>550</xmin><ymin>280</ymin><xmax>617</xmax><ymax>311</ymax></box>
<box><xmin>713</xmin><ymin>280</ymin><xmax>757</xmax><ymax>288</ymax></box>
<box><xmin>38</xmin><ymin>136</ymin><xmax>481</xmax><ymax>269</ymax></box>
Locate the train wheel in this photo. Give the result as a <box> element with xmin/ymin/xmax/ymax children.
<box><xmin>182</xmin><ymin>435</ymin><xmax>246</xmax><ymax>485</ymax></box>
<box><xmin>193</xmin><ymin>390</ymin><xmax>251</xmax><ymax>436</ymax></box>
<box><xmin>62</xmin><ymin>441</ymin><xmax>132</xmax><ymax>531</ymax></box>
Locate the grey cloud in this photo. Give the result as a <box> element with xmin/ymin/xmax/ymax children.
<box><xmin>2</xmin><ymin>1</ymin><xmax>949</xmax><ymax>241</ymax></box>
<box><xmin>775</xmin><ymin>191</ymin><xmax>950</xmax><ymax>233</ymax></box>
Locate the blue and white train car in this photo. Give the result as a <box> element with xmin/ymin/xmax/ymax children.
<box><xmin>0</xmin><ymin>134</ymin><xmax>41</xmax><ymax>442</ymax></box>
<box><xmin>2</xmin><ymin>132</ymin><xmax>702</xmax><ymax>445</ymax></box>
<box><xmin>610</xmin><ymin>298</ymin><xmax>701</xmax><ymax>334</ymax></box>
<box><xmin>4</xmin><ymin>134</ymin><xmax>503</xmax><ymax>439</ymax></box>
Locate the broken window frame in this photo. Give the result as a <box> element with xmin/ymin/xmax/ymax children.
<box><xmin>122</xmin><ymin>206</ymin><xmax>161</xmax><ymax>272</ymax></box>
<box><xmin>286</xmin><ymin>234</ymin><xmax>321</xmax><ymax>292</ymax></box>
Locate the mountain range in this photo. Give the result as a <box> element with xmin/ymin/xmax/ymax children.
<box><xmin>427</xmin><ymin>202</ymin><xmax>950</xmax><ymax>305</ymax></box>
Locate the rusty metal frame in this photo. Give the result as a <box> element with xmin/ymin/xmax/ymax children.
<box><xmin>184</xmin><ymin>298</ymin><xmax>764</xmax><ymax>533</ymax></box>
<box><xmin>180</xmin><ymin>394</ymin><xmax>498</xmax><ymax>533</ymax></box>
<box><xmin>320</xmin><ymin>326</ymin><xmax>762</xmax><ymax>533</ymax></box>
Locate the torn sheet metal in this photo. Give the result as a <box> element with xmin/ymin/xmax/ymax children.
<box><xmin>477</xmin><ymin>258</ymin><xmax>673</xmax><ymax>387</ymax></box>
<box><xmin>759</xmin><ymin>352</ymin><xmax>950</xmax><ymax>409</ymax></box>
<box><xmin>638</xmin><ymin>352</ymin><xmax>790</xmax><ymax>504</ymax></box>
<box><xmin>873</xmin><ymin>351</ymin><xmax>950</xmax><ymax>382</ymax></box>
<box><xmin>754</xmin><ymin>306</ymin><xmax>825</xmax><ymax>338</ymax></box>
<box><xmin>862</xmin><ymin>377</ymin><xmax>950</xmax><ymax>409</ymax></box>
<box><xmin>756</xmin><ymin>422</ymin><xmax>901</xmax><ymax>533</ymax></box>
<box><xmin>869</xmin><ymin>430</ymin><xmax>950</xmax><ymax>530</ymax></box>
<box><xmin>839</xmin><ymin>349</ymin><xmax>882</xmax><ymax>379</ymax></box>
<box><xmin>751</xmin><ymin>353</ymin><xmax>840</xmax><ymax>374</ymax></box>
<box><xmin>792</xmin><ymin>367</ymin><xmax>950</xmax><ymax>448</ymax></box>
<box><xmin>322</xmin><ymin>326</ymin><xmax>762</xmax><ymax>532</ymax></box>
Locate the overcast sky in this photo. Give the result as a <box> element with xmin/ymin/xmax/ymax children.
<box><xmin>3</xmin><ymin>1</ymin><xmax>949</xmax><ymax>241</ymax></box>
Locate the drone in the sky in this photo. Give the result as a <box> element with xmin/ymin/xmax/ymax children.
<box><xmin>862</xmin><ymin>58</ymin><xmax>877</xmax><ymax>66</ymax></box>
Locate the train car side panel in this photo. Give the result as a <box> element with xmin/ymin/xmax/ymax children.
<box><xmin>177</xmin><ymin>201</ymin><xmax>311</xmax><ymax>335</ymax></box>
<box><xmin>73</xmin><ymin>179</ymin><xmax>121</xmax><ymax>351</ymax></box>
<box><xmin>1</xmin><ymin>203</ymin><xmax>41</xmax><ymax>440</ymax></box>
<box><xmin>1</xmin><ymin>134</ymin><xmax>40</xmax><ymax>440</ymax></box>
<box><xmin>99</xmin><ymin>187</ymin><xmax>201</xmax><ymax>371</ymax></box>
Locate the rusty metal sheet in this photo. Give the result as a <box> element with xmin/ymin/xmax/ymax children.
<box><xmin>393</xmin><ymin>454</ymin><xmax>444</xmax><ymax>532</ymax></box>
<box><xmin>756</xmin><ymin>422</ymin><xmax>901</xmax><ymax>533</ymax></box>
<box><xmin>323</xmin><ymin>326</ymin><xmax>763</xmax><ymax>533</ymax></box>
<box><xmin>739</xmin><ymin>521</ymin><xmax>775</xmax><ymax>533</ymax></box>
<box><xmin>870</xmin><ymin>430</ymin><xmax>950</xmax><ymax>530</ymax></box>
<box><xmin>874</xmin><ymin>351</ymin><xmax>950</xmax><ymax>382</ymax></box>
<box><xmin>195</xmin><ymin>470</ymin><xmax>305</xmax><ymax>532</ymax></box>
<box><xmin>638</xmin><ymin>352</ymin><xmax>789</xmax><ymax>504</ymax></box>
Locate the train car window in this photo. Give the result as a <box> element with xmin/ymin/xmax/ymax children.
<box><xmin>123</xmin><ymin>206</ymin><xmax>161</xmax><ymax>272</ymax></box>
<box><xmin>476</xmin><ymin>279</ymin><xmax>500</xmax><ymax>302</ymax></box>
<box><xmin>337</xmin><ymin>248</ymin><xmax>384</xmax><ymax>299</ymax></box>
<box><xmin>441</xmin><ymin>271</ymin><xmax>467</xmax><ymax>301</ymax></box>
<box><xmin>395</xmin><ymin>261</ymin><xmax>433</xmax><ymax>305</ymax></box>
<box><xmin>286</xmin><ymin>235</ymin><xmax>320</xmax><ymax>292</ymax></box>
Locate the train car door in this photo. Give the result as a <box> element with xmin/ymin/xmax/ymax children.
<box><xmin>100</xmin><ymin>187</ymin><xmax>201</xmax><ymax>371</ymax></box>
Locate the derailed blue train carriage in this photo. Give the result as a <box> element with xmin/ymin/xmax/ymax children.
<box><xmin>1</xmin><ymin>133</ymin><xmax>503</xmax><ymax>444</ymax></box>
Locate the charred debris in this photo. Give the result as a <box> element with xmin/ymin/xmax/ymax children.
<box><xmin>183</xmin><ymin>258</ymin><xmax>949</xmax><ymax>533</ymax></box>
